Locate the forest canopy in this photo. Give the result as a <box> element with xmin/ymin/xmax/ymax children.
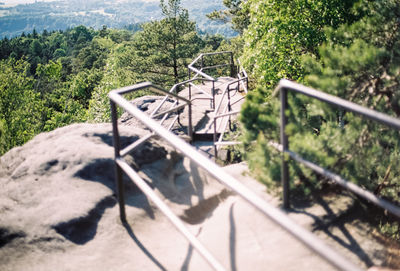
<box><xmin>0</xmin><ymin>0</ymin><xmax>228</xmax><ymax>155</ymax></box>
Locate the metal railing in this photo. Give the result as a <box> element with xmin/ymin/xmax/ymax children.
<box><xmin>188</xmin><ymin>51</ymin><xmax>235</xmax><ymax>109</ymax></box>
<box><xmin>188</xmin><ymin>52</ymin><xmax>249</xmax><ymax>158</ymax></box>
<box><xmin>111</xmin><ymin>82</ymin><xmax>193</xmax><ymax>155</ymax></box>
<box><xmin>275</xmin><ymin>79</ymin><xmax>400</xmax><ymax>218</ymax></box>
<box><xmin>149</xmin><ymin>77</ymin><xmax>214</xmax><ymax>138</ymax></box>
<box><xmin>188</xmin><ymin>51</ymin><xmax>235</xmax><ymax>81</ymax></box>
<box><xmin>213</xmin><ymin>77</ymin><xmax>247</xmax><ymax>158</ymax></box>
<box><xmin>150</xmin><ymin>51</ymin><xmax>248</xmax><ymax>155</ymax></box>
<box><xmin>109</xmin><ymin>81</ymin><xmax>363</xmax><ymax>271</ymax></box>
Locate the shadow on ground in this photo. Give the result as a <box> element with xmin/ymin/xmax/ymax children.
<box><xmin>289</xmin><ymin>192</ymin><xmax>375</xmax><ymax>267</ymax></box>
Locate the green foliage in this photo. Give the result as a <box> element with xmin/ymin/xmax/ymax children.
<box><xmin>87</xmin><ymin>47</ymin><xmax>141</xmax><ymax>123</ymax></box>
<box><xmin>131</xmin><ymin>0</ymin><xmax>203</xmax><ymax>86</ymax></box>
<box><xmin>241</xmin><ymin>0</ymin><xmax>366</xmax><ymax>185</ymax></box>
<box><xmin>207</xmin><ymin>0</ymin><xmax>250</xmax><ymax>34</ymax></box>
<box><xmin>0</xmin><ymin>26</ymin><xmax>110</xmax><ymax>153</ymax></box>
<box><xmin>0</xmin><ymin>58</ymin><xmax>42</xmax><ymax>154</ymax></box>
<box><xmin>303</xmin><ymin>1</ymin><xmax>400</xmax><ymax>116</ymax></box>
<box><xmin>299</xmin><ymin>0</ymin><xmax>400</xmax><ymax>202</ymax></box>
<box><xmin>241</xmin><ymin>0</ymin><xmax>400</xmax><ymax>239</ymax></box>
<box><xmin>0</xmin><ymin>0</ymin><xmax>234</xmax><ymax>38</ymax></box>
<box><xmin>0</xmin><ymin>3</ymin><xmax>232</xmax><ymax>155</ymax></box>
<box><xmin>241</xmin><ymin>0</ymin><xmax>358</xmax><ymax>88</ymax></box>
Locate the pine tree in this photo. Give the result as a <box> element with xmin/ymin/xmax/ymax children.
<box><xmin>131</xmin><ymin>0</ymin><xmax>203</xmax><ymax>86</ymax></box>
<box><xmin>240</xmin><ymin>0</ymin><xmax>400</xmax><ymax>239</ymax></box>
<box><xmin>207</xmin><ymin>0</ymin><xmax>250</xmax><ymax>34</ymax></box>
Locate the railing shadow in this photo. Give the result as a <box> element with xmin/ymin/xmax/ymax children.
<box><xmin>180</xmin><ymin>227</ymin><xmax>202</xmax><ymax>271</ymax></box>
<box><xmin>180</xmin><ymin>243</ymin><xmax>194</xmax><ymax>271</ymax></box>
<box><xmin>229</xmin><ymin>203</ymin><xmax>237</xmax><ymax>271</ymax></box>
<box><xmin>289</xmin><ymin>195</ymin><xmax>374</xmax><ymax>267</ymax></box>
<box><xmin>122</xmin><ymin>221</ymin><xmax>167</xmax><ymax>271</ymax></box>
<box><xmin>179</xmin><ymin>202</ymin><xmax>237</xmax><ymax>271</ymax></box>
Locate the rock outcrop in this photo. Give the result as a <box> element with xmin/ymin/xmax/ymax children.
<box><xmin>0</xmin><ymin>123</ymin><xmax>230</xmax><ymax>270</ymax></box>
<box><xmin>0</xmin><ymin>122</ymin><xmax>395</xmax><ymax>270</ymax></box>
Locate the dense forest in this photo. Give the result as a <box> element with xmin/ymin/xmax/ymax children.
<box><xmin>0</xmin><ymin>0</ymin><xmax>232</xmax><ymax>155</ymax></box>
<box><xmin>0</xmin><ymin>0</ymin><xmax>237</xmax><ymax>38</ymax></box>
<box><xmin>1</xmin><ymin>0</ymin><xmax>399</xmax><ymax>241</ymax></box>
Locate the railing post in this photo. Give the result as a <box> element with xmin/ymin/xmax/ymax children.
<box><xmin>188</xmin><ymin>102</ymin><xmax>193</xmax><ymax>143</ymax></box>
<box><xmin>227</xmin><ymin>86</ymin><xmax>232</xmax><ymax>131</ymax></box>
<box><xmin>110</xmin><ymin>100</ymin><xmax>127</xmax><ymax>223</ymax></box>
<box><xmin>212</xmin><ymin>80</ymin><xmax>216</xmax><ymax>110</ymax></box>
<box><xmin>227</xmin><ymin>86</ymin><xmax>232</xmax><ymax>112</ymax></box>
<box><xmin>213</xmin><ymin>117</ymin><xmax>218</xmax><ymax>160</ymax></box>
<box><xmin>230</xmin><ymin>52</ymin><xmax>234</xmax><ymax>78</ymax></box>
<box><xmin>188</xmin><ymin>69</ymin><xmax>192</xmax><ymax>101</ymax></box>
<box><xmin>280</xmin><ymin>88</ymin><xmax>290</xmax><ymax>209</ymax></box>
<box><xmin>201</xmin><ymin>55</ymin><xmax>205</xmax><ymax>85</ymax></box>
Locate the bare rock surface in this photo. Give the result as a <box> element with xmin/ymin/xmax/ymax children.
<box><xmin>0</xmin><ymin>123</ymin><xmax>395</xmax><ymax>271</ymax></box>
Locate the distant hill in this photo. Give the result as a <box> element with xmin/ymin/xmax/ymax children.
<box><xmin>0</xmin><ymin>0</ymin><xmax>237</xmax><ymax>38</ymax></box>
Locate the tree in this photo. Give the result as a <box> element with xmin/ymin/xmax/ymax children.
<box><xmin>0</xmin><ymin>59</ymin><xmax>42</xmax><ymax>155</ymax></box>
<box><xmin>207</xmin><ymin>0</ymin><xmax>250</xmax><ymax>34</ymax></box>
<box><xmin>240</xmin><ymin>0</ymin><xmax>400</xmax><ymax>239</ymax></box>
<box><xmin>87</xmin><ymin>46</ymin><xmax>142</xmax><ymax>123</ymax></box>
<box><xmin>130</xmin><ymin>0</ymin><xmax>203</xmax><ymax>86</ymax></box>
<box><xmin>299</xmin><ymin>0</ymin><xmax>400</xmax><ymax>199</ymax></box>
<box><xmin>241</xmin><ymin>0</ymin><xmax>358</xmax><ymax>88</ymax></box>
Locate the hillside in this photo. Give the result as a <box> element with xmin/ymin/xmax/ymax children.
<box><xmin>0</xmin><ymin>0</ymin><xmax>237</xmax><ymax>38</ymax></box>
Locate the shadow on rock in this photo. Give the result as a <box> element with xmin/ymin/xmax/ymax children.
<box><xmin>84</xmin><ymin>132</ymin><xmax>138</xmax><ymax>149</ymax></box>
<box><xmin>290</xmin><ymin>197</ymin><xmax>375</xmax><ymax>267</ymax></box>
<box><xmin>53</xmin><ymin>196</ymin><xmax>116</xmax><ymax>245</ymax></box>
<box><xmin>75</xmin><ymin>158</ymin><xmax>117</xmax><ymax>190</ymax></box>
<box><xmin>179</xmin><ymin>189</ymin><xmax>232</xmax><ymax>225</ymax></box>
<box><xmin>0</xmin><ymin>228</ymin><xmax>26</xmax><ymax>248</ymax></box>
<box><xmin>74</xmin><ymin>134</ymin><xmax>168</xmax><ymax>221</ymax></box>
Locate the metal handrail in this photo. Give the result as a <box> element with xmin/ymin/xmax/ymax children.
<box><xmin>275</xmin><ymin>79</ymin><xmax>400</xmax><ymax>218</ymax></box>
<box><xmin>150</xmin><ymin>78</ymin><xmax>215</xmax><ymax>122</ymax></box>
<box><xmin>109</xmin><ymin>85</ymin><xmax>362</xmax><ymax>271</ymax></box>
<box><xmin>213</xmin><ymin>77</ymin><xmax>248</xmax><ymax>158</ymax></box>
<box><xmin>188</xmin><ymin>64</ymin><xmax>215</xmax><ymax>81</ymax></box>
<box><xmin>188</xmin><ymin>51</ymin><xmax>235</xmax><ymax>81</ymax></box>
<box><xmin>112</xmin><ymin>82</ymin><xmax>193</xmax><ymax>155</ymax></box>
<box><xmin>150</xmin><ymin>78</ymin><xmax>211</xmax><ymax>117</ymax></box>
<box><xmin>214</xmin><ymin>78</ymin><xmax>245</xmax><ymax>115</ymax></box>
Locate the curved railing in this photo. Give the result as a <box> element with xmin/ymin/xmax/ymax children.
<box><xmin>109</xmin><ymin>82</ymin><xmax>362</xmax><ymax>271</ymax></box>
<box><xmin>188</xmin><ymin>51</ymin><xmax>235</xmax><ymax>109</ymax></box>
<box><xmin>107</xmin><ymin>53</ymin><xmax>399</xmax><ymax>270</ymax></box>
<box><xmin>188</xmin><ymin>51</ymin><xmax>235</xmax><ymax>81</ymax></box>
<box><xmin>111</xmin><ymin>82</ymin><xmax>193</xmax><ymax>156</ymax></box>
